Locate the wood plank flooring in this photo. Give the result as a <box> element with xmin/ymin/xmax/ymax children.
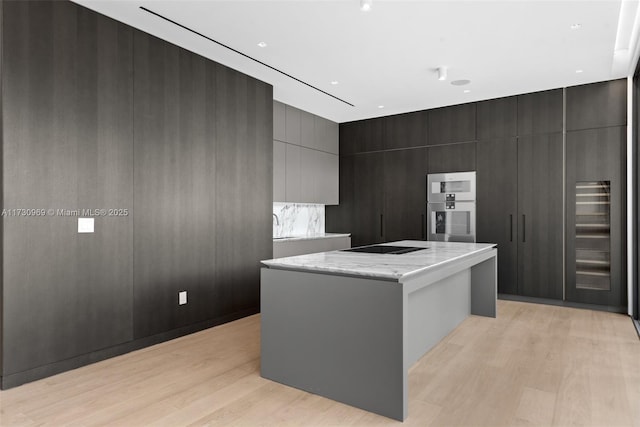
<box><xmin>1</xmin><ymin>300</ymin><xmax>639</xmax><ymax>426</ymax></box>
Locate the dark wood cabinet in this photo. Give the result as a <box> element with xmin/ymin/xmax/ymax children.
<box><xmin>2</xmin><ymin>0</ymin><xmax>133</xmax><ymax>376</ymax></box>
<box><xmin>566</xmin><ymin>79</ymin><xmax>627</xmax><ymax>131</ymax></box>
<box><xmin>517</xmin><ymin>133</ymin><xmax>564</xmax><ymax>299</ymax></box>
<box><xmin>383</xmin><ymin>148</ymin><xmax>429</xmax><ymax>242</ymax></box>
<box><xmin>330</xmin><ymin>81</ymin><xmax>625</xmax><ymax>309</ymax></box>
<box><xmin>327</xmin><ymin>149</ymin><xmax>427</xmax><ymax>245</ymax></box>
<box><xmin>476</xmin><ymin>138</ymin><xmax>518</xmax><ymax>294</ymax></box>
<box><xmin>517</xmin><ymin>89</ymin><xmax>563</xmax><ymax>135</ymax></box>
<box><xmin>566</xmin><ymin>127</ymin><xmax>626</xmax><ymax>308</ymax></box>
<box><xmin>328</xmin><ymin>153</ymin><xmax>385</xmax><ymax>247</ymax></box>
<box><xmin>339</xmin><ymin>122</ymin><xmax>359</xmax><ymax>155</ymax></box>
<box><xmin>383</xmin><ymin>111</ymin><xmax>428</xmax><ymax>149</ymax></box>
<box><xmin>428</xmin><ymin>103</ymin><xmax>476</xmax><ymax>145</ymax></box>
<box><xmin>339</xmin><ymin>118</ymin><xmax>384</xmax><ymax>155</ymax></box>
<box><xmin>476</xmin><ymin>97</ymin><xmax>517</xmax><ymax>140</ymax></box>
<box><xmin>427</xmin><ymin>142</ymin><xmax>476</xmax><ymax>173</ymax></box>
<box><xmin>351</xmin><ymin>152</ymin><xmax>385</xmax><ymax>247</ymax></box>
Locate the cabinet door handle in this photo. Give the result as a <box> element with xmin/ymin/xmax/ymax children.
<box><xmin>510</xmin><ymin>214</ymin><xmax>513</xmax><ymax>242</ymax></box>
<box><xmin>522</xmin><ymin>214</ymin><xmax>526</xmax><ymax>243</ymax></box>
<box><xmin>422</xmin><ymin>214</ymin><xmax>425</xmax><ymax>239</ymax></box>
<box><xmin>380</xmin><ymin>214</ymin><xmax>384</xmax><ymax>238</ymax></box>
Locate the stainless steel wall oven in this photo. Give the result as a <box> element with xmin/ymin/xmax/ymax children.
<box><xmin>427</xmin><ymin>172</ymin><xmax>476</xmax><ymax>242</ymax></box>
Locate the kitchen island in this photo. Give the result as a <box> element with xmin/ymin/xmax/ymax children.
<box><xmin>260</xmin><ymin>240</ymin><xmax>497</xmax><ymax>421</ymax></box>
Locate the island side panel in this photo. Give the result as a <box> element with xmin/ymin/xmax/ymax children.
<box><xmin>261</xmin><ymin>268</ymin><xmax>406</xmax><ymax>421</ymax></box>
<box><xmin>470</xmin><ymin>252</ymin><xmax>497</xmax><ymax>317</ymax></box>
<box><xmin>405</xmin><ymin>269</ymin><xmax>471</xmax><ymax>367</ymax></box>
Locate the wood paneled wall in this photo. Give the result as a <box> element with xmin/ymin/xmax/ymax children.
<box><xmin>0</xmin><ymin>0</ymin><xmax>272</xmax><ymax>388</ymax></box>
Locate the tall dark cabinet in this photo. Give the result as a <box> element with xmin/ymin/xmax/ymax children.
<box><xmin>327</xmin><ymin>117</ymin><xmax>430</xmax><ymax>246</ymax></box>
<box><xmin>565</xmin><ymin>79</ymin><xmax>627</xmax><ymax>310</ymax></box>
<box><xmin>349</xmin><ymin>152</ymin><xmax>385</xmax><ymax>247</ymax></box>
<box><xmin>383</xmin><ymin>148</ymin><xmax>429</xmax><ymax>242</ymax></box>
<box><xmin>475</xmin><ymin>97</ymin><xmax>519</xmax><ymax>295</ymax></box>
<box><xmin>329</xmin><ymin>81</ymin><xmax>626</xmax><ymax>311</ymax></box>
<box><xmin>565</xmin><ymin>128</ymin><xmax>626</xmax><ymax>308</ymax></box>
<box><xmin>477</xmin><ymin>92</ymin><xmax>564</xmax><ymax>299</ymax></box>
<box><xmin>476</xmin><ymin>138</ymin><xmax>518</xmax><ymax>295</ymax></box>
<box><xmin>517</xmin><ymin>134</ymin><xmax>564</xmax><ymax>299</ymax></box>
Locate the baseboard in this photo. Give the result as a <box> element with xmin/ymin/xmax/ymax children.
<box><xmin>498</xmin><ymin>293</ymin><xmax>627</xmax><ymax>314</ymax></box>
<box><xmin>1</xmin><ymin>306</ymin><xmax>259</xmax><ymax>390</ymax></box>
<box><xmin>633</xmin><ymin>318</ymin><xmax>640</xmax><ymax>339</ymax></box>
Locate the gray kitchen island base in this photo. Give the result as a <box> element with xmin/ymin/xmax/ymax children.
<box><xmin>261</xmin><ymin>242</ymin><xmax>497</xmax><ymax>421</ymax></box>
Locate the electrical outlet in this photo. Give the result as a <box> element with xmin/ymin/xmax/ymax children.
<box><xmin>179</xmin><ymin>291</ymin><xmax>187</xmax><ymax>305</ymax></box>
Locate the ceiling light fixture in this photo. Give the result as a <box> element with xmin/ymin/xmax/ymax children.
<box><xmin>257</xmin><ymin>41</ymin><xmax>267</xmax><ymax>48</ymax></box>
<box><xmin>570</xmin><ymin>23</ymin><xmax>582</xmax><ymax>30</ymax></box>
<box><xmin>378</xmin><ymin>105</ymin><xmax>384</xmax><ymax>109</ymax></box>
<box><xmin>576</xmin><ymin>69</ymin><xmax>584</xmax><ymax>73</ymax></box>
<box><xmin>463</xmin><ymin>89</ymin><xmax>471</xmax><ymax>93</ymax></box>
<box><xmin>438</xmin><ymin>66</ymin><xmax>448</xmax><ymax>81</ymax></box>
<box><xmin>331</xmin><ymin>81</ymin><xmax>339</xmax><ymax>85</ymax></box>
<box><xmin>360</xmin><ymin>0</ymin><xmax>372</xmax><ymax>12</ymax></box>
<box><xmin>451</xmin><ymin>79</ymin><xmax>471</xmax><ymax>86</ymax></box>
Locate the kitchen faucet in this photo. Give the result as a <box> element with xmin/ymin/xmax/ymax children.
<box><xmin>272</xmin><ymin>213</ymin><xmax>279</xmax><ymax>226</ymax></box>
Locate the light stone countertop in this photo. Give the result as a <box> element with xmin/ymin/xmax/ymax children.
<box><xmin>262</xmin><ymin>240</ymin><xmax>496</xmax><ymax>281</ymax></box>
<box><xmin>272</xmin><ymin>233</ymin><xmax>351</xmax><ymax>242</ymax></box>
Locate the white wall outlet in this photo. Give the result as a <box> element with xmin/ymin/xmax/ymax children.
<box><xmin>78</xmin><ymin>218</ymin><xmax>94</xmax><ymax>233</ymax></box>
<box><xmin>178</xmin><ymin>291</ymin><xmax>187</xmax><ymax>305</ymax></box>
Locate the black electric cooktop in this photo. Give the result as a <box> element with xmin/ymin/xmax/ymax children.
<box><xmin>341</xmin><ymin>245</ymin><xmax>426</xmax><ymax>255</ymax></box>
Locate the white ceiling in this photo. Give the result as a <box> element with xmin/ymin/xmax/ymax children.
<box><xmin>73</xmin><ymin>0</ymin><xmax>640</xmax><ymax>123</ymax></box>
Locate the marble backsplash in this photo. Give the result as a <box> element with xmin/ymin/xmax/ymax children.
<box><xmin>273</xmin><ymin>203</ymin><xmax>325</xmax><ymax>237</ymax></box>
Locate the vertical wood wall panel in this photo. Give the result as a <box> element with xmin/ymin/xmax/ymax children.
<box><xmin>214</xmin><ymin>65</ymin><xmax>272</xmax><ymax>314</ymax></box>
<box><xmin>2</xmin><ymin>1</ymin><xmax>133</xmax><ymax>375</ymax></box>
<box><xmin>133</xmin><ymin>31</ymin><xmax>219</xmax><ymax>338</ymax></box>
<box><xmin>1</xmin><ymin>0</ymin><xmax>272</xmax><ymax>386</ymax></box>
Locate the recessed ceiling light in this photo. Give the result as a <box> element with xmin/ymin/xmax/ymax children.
<box><xmin>451</xmin><ymin>79</ymin><xmax>471</xmax><ymax>86</ymax></box>
<box><xmin>331</xmin><ymin>81</ymin><xmax>339</xmax><ymax>85</ymax></box>
<box><xmin>257</xmin><ymin>42</ymin><xmax>267</xmax><ymax>48</ymax></box>
<box><xmin>463</xmin><ymin>90</ymin><xmax>471</xmax><ymax>93</ymax></box>
<box><xmin>576</xmin><ymin>69</ymin><xmax>584</xmax><ymax>73</ymax></box>
<box><xmin>570</xmin><ymin>23</ymin><xmax>582</xmax><ymax>30</ymax></box>
<box><xmin>361</xmin><ymin>0</ymin><xmax>372</xmax><ymax>12</ymax></box>
<box><xmin>378</xmin><ymin>105</ymin><xmax>384</xmax><ymax>109</ymax></box>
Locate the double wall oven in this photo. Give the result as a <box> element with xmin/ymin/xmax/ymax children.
<box><xmin>426</xmin><ymin>171</ymin><xmax>476</xmax><ymax>243</ymax></box>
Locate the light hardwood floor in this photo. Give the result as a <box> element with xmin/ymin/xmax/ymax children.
<box><xmin>1</xmin><ymin>300</ymin><xmax>639</xmax><ymax>426</ymax></box>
